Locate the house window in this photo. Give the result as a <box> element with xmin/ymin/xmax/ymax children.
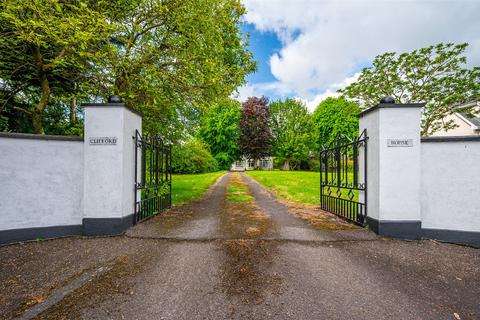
<box><xmin>248</xmin><ymin>159</ymin><xmax>254</xmax><ymax>168</ymax></box>
<box><xmin>261</xmin><ymin>159</ymin><xmax>269</xmax><ymax>168</ymax></box>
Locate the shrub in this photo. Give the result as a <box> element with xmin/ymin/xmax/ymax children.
<box><xmin>172</xmin><ymin>139</ymin><xmax>218</xmax><ymax>174</ymax></box>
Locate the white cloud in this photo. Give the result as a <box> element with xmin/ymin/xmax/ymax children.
<box><xmin>243</xmin><ymin>0</ymin><xmax>480</xmax><ymax>100</ymax></box>
<box><xmin>236</xmin><ymin>73</ymin><xmax>359</xmax><ymax>110</ymax></box>
<box><xmin>297</xmin><ymin>73</ymin><xmax>360</xmax><ymax>111</ymax></box>
<box><xmin>233</xmin><ymin>81</ymin><xmax>293</xmax><ymax>103</ymax></box>
<box><xmin>233</xmin><ymin>84</ymin><xmax>257</xmax><ymax>103</ymax></box>
<box><xmin>297</xmin><ymin>89</ymin><xmax>339</xmax><ymax>112</ymax></box>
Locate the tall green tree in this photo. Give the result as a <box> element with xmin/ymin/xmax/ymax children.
<box><xmin>0</xmin><ymin>0</ymin><xmax>112</xmax><ymax>134</ymax></box>
<box><xmin>340</xmin><ymin>43</ymin><xmax>480</xmax><ymax>135</ymax></box>
<box><xmin>0</xmin><ymin>0</ymin><xmax>256</xmax><ymax>139</ymax></box>
<box><xmin>312</xmin><ymin>97</ymin><xmax>360</xmax><ymax>149</ymax></box>
<box><xmin>269</xmin><ymin>98</ymin><xmax>312</xmax><ymax>170</ymax></box>
<box><xmin>198</xmin><ymin>99</ymin><xmax>241</xmax><ymax>170</ymax></box>
<box><xmin>239</xmin><ymin>96</ymin><xmax>272</xmax><ymax>168</ymax></box>
<box><xmin>105</xmin><ymin>0</ymin><xmax>256</xmax><ymax>139</ymax></box>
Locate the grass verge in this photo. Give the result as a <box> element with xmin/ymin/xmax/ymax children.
<box><xmin>245</xmin><ymin>171</ymin><xmax>360</xmax><ymax>229</ymax></box>
<box><xmin>221</xmin><ymin>173</ymin><xmax>270</xmax><ymax>238</ymax></box>
<box><xmin>287</xmin><ymin>204</ymin><xmax>358</xmax><ymax>230</ymax></box>
<box><xmin>245</xmin><ymin>170</ymin><xmax>320</xmax><ymax>205</ymax></box>
<box><xmin>172</xmin><ymin>171</ymin><xmax>226</xmax><ymax>205</ymax></box>
<box><xmin>225</xmin><ymin>174</ymin><xmax>254</xmax><ymax>203</ymax></box>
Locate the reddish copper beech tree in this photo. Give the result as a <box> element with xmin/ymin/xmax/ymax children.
<box><xmin>239</xmin><ymin>96</ymin><xmax>273</xmax><ymax>168</ymax></box>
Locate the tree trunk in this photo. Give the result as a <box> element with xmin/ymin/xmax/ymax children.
<box><xmin>69</xmin><ymin>97</ymin><xmax>77</xmax><ymax>124</ymax></box>
<box><xmin>32</xmin><ymin>110</ymin><xmax>44</xmax><ymax>135</ymax></box>
<box><xmin>282</xmin><ymin>159</ymin><xmax>290</xmax><ymax>171</ymax></box>
<box><xmin>32</xmin><ymin>73</ymin><xmax>50</xmax><ymax>134</ymax></box>
<box><xmin>32</xmin><ymin>47</ymin><xmax>50</xmax><ymax>135</ymax></box>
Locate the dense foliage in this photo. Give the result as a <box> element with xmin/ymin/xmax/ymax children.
<box><xmin>0</xmin><ymin>0</ymin><xmax>256</xmax><ymax>138</ymax></box>
<box><xmin>198</xmin><ymin>99</ymin><xmax>241</xmax><ymax>170</ymax></box>
<box><xmin>269</xmin><ymin>98</ymin><xmax>312</xmax><ymax>170</ymax></box>
<box><xmin>340</xmin><ymin>43</ymin><xmax>480</xmax><ymax>135</ymax></box>
<box><xmin>171</xmin><ymin>139</ymin><xmax>218</xmax><ymax>174</ymax></box>
<box><xmin>311</xmin><ymin>97</ymin><xmax>361</xmax><ymax>148</ymax></box>
<box><xmin>106</xmin><ymin>0</ymin><xmax>255</xmax><ymax>141</ymax></box>
<box><xmin>239</xmin><ymin>96</ymin><xmax>273</xmax><ymax>167</ymax></box>
<box><xmin>0</xmin><ymin>0</ymin><xmax>112</xmax><ymax>134</ymax></box>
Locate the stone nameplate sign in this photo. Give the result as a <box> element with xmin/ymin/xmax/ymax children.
<box><xmin>387</xmin><ymin>139</ymin><xmax>413</xmax><ymax>147</ymax></box>
<box><xmin>89</xmin><ymin>137</ymin><xmax>117</xmax><ymax>145</ymax></box>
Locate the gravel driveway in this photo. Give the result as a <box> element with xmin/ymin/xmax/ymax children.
<box><xmin>1</xmin><ymin>172</ymin><xmax>479</xmax><ymax>320</ymax></box>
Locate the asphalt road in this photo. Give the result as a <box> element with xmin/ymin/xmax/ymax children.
<box><xmin>2</xmin><ymin>172</ymin><xmax>479</xmax><ymax>320</ymax></box>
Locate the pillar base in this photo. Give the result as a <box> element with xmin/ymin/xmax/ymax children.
<box><xmin>82</xmin><ymin>215</ymin><xmax>134</xmax><ymax>236</ymax></box>
<box><xmin>366</xmin><ymin>217</ymin><xmax>422</xmax><ymax>240</ymax></box>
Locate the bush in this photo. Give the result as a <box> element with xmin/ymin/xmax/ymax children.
<box><xmin>213</xmin><ymin>152</ymin><xmax>233</xmax><ymax>170</ymax></box>
<box><xmin>172</xmin><ymin>139</ymin><xmax>218</xmax><ymax>174</ymax></box>
<box><xmin>308</xmin><ymin>158</ymin><xmax>320</xmax><ymax>171</ymax></box>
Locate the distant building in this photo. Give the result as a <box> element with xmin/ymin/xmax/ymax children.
<box><xmin>230</xmin><ymin>156</ymin><xmax>273</xmax><ymax>171</ymax></box>
<box><xmin>430</xmin><ymin>101</ymin><xmax>480</xmax><ymax>137</ymax></box>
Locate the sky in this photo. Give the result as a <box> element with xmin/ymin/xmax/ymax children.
<box><xmin>235</xmin><ymin>0</ymin><xmax>480</xmax><ymax>111</ymax></box>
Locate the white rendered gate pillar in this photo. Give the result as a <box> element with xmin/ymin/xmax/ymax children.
<box><xmin>359</xmin><ymin>97</ymin><xmax>424</xmax><ymax>239</ymax></box>
<box><xmin>82</xmin><ymin>96</ymin><xmax>142</xmax><ymax>235</ymax></box>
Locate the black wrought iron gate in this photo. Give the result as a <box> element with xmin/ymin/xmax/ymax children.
<box><xmin>134</xmin><ymin>130</ymin><xmax>172</xmax><ymax>224</ymax></box>
<box><xmin>320</xmin><ymin>129</ymin><xmax>368</xmax><ymax>225</ymax></box>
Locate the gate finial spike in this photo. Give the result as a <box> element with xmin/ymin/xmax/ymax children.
<box><xmin>380</xmin><ymin>96</ymin><xmax>395</xmax><ymax>104</ymax></box>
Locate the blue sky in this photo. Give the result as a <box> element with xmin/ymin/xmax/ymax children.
<box><xmin>237</xmin><ymin>0</ymin><xmax>480</xmax><ymax>111</ymax></box>
<box><xmin>242</xmin><ymin>23</ymin><xmax>280</xmax><ymax>86</ymax></box>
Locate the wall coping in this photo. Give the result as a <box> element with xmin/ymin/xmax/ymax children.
<box><xmin>81</xmin><ymin>102</ymin><xmax>143</xmax><ymax>117</ymax></box>
<box><xmin>0</xmin><ymin>132</ymin><xmax>83</xmax><ymax>141</ymax></box>
<box><xmin>359</xmin><ymin>103</ymin><xmax>424</xmax><ymax>118</ymax></box>
<box><xmin>421</xmin><ymin>135</ymin><xmax>480</xmax><ymax>143</ymax></box>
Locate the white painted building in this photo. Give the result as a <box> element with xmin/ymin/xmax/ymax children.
<box><xmin>230</xmin><ymin>156</ymin><xmax>273</xmax><ymax>171</ymax></box>
<box><xmin>430</xmin><ymin>101</ymin><xmax>480</xmax><ymax>137</ymax></box>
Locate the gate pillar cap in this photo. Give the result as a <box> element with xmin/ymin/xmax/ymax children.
<box><xmin>359</xmin><ymin>100</ymin><xmax>424</xmax><ymax>118</ymax></box>
<box><xmin>81</xmin><ymin>97</ymin><xmax>143</xmax><ymax>117</ymax></box>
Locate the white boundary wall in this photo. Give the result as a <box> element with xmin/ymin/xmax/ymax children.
<box><xmin>421</xmin><ymin>138</ymin><xmax>480</xmax><ymax>233</ymax></box>
<box><xmin>0</xmin><ymin>101</ymin><xmax>142</xmax><ymax>244</ymax></box>
<box><xmin>0</xmin><ymin>135</ymin><xmax>84</xmax><ymax>230</ymax></box>
<box><xmin>360</xmin><ymin>100</ymin><xmax>480</xmax><ymax>246</ymax></box>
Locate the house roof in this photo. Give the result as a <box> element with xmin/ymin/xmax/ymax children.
<box><xmin>454</xmin><ymin>101</ymin><xmax>480</xmax><ymax>129</ymax></box>
<box><xmin>458</xmin><ymin>112</ymin><xmax>480</xmax><ymax>128</ymax></box>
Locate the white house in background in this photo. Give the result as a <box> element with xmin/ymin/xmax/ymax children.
<box><xmin>430</xmin><ymin>101</ymin><xmax>480</xmax><ymax>137</ymax></box>
<box><xmin>230</xmin><ymin>156</ymin><xmax>273</xmax><ymax>171</ymax></box>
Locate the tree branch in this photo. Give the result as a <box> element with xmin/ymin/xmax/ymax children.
<box><xmin>13</xmin><ymin>106</ymin><xmax>32</xmax><ymax>115</ymax></box>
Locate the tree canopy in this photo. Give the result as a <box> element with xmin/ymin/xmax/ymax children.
<box><xmin>106</xmin><ymin>0</ymin><xmax>256</xmax><ymax>140</ymax></box>
<box><xmin>0</xmin><ymin>0</ymin><xmax>256</xmax><ymax>137</ymax></box>
<box><xmin>198</xmin><ymin>99</ymin><xmax>241</xmax><ymax>170</ymax></box>
<box><xmin>239</xmin><ymin>96</ymin><xmax>272</xmax><ymax>165</ymax></box>
<box><xmin>0</xmin><ymin>0</ymin><xmax>112</xmax><ymax>134</ymax></box>
<box><xmin>269</xmin><ymin>98</ymin><xmax>312</xmax><ymax>170</ymax></box>
<box><xmin>340</xmin><ymin>43</ymin><xmax>480</xmax><ymax>135</ymax></box>
<box><xmin>311</xmin><ymin>97</ymin><xmax>360</xmax><ymax>149</ymax></box>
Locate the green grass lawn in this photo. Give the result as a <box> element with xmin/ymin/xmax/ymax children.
<box><xmin>172</xmin><ymin>171</ymin><xmax>227</xmax><ymax>205</ymax></box>
<box><xmin>246</xmin><ymin>170</ymin><xmax>360</xmax><ymax>206</ymax></box>
<box><xmin>245</xmin><ymin>171</ymin><xmax>320</xmax><ymax>205</ymax></box>
<box><xmin>225</xmin><ymin>173</ymin><xmax>254</xmax><ymax>202</ymax></box>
